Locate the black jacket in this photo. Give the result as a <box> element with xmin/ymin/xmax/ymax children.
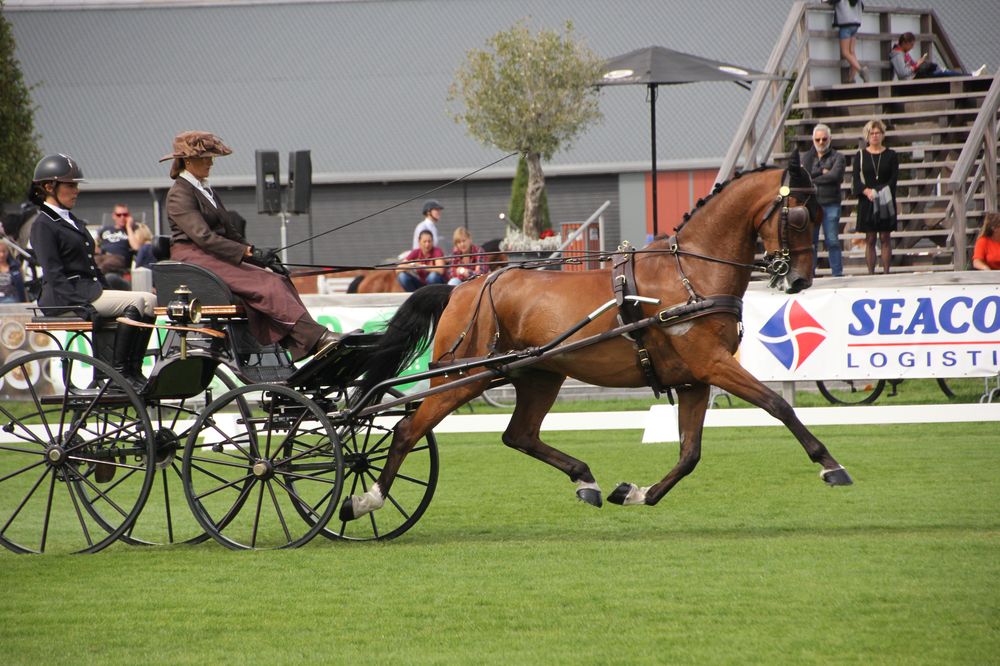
<box><xmin>800</xmin><ymin>146</ymin><xmax>846</xmax><ymax>205</ymax></box>
<box><xmin>30</xmin><ymin>205</ymin><xmax>107</xmax><ymax>308</ymax></box>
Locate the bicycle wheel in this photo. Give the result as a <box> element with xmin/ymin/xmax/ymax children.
<box><xmin>816</xmin><ymin>379</ymin><xmax>886</xmax><ymax>405</ymax></box>
<box><xmin>481</xmin><ymin>384</ymin><xmax>515</xmax><ymax>409</ymax></box>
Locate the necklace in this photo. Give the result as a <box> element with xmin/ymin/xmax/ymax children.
<box><xmin>869</xmin><ymin>149</ymin><xmax>883</xmax><ymax>184</ymax></box>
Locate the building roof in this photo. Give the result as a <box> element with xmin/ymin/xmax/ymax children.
<box><xmin>6</xmin><ymin>0</ymin><xmax>999</xmax><ymax>191</ymax></box>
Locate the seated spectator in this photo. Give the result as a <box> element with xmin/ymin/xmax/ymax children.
<box><xmin>890</xmin><ymin>33</ymin><xmax>966</xmax><ymax>80</ymax></box>
<box><xmin>95</xmin><ymin>204</ymin><xmax>142</xmax><ymax>275</ymax></box>
<box><xmin>446</xmin><ymin>226</ymin><xmax>488</xmax><ymax>286</ymax></box>
<box><xmin>972</xmin><ymin>212</ymin><xmax>1000</xmax><ymax>271</ymax></box>
<box><xmin>0</xmin><ymin>242</ymin><xmax>26</xmax><ymax>303</ymax></box>
<box><xmin>397</xmin><ymin>230</ymin><xmax>445</xmax><ymax>292</ymax></box>
<box><xmin>133</xmin><ymin>222</ymin><xmax>156</xmax><ymax>269</ymax></box>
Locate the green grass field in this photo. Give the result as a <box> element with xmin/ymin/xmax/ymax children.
<box><xmin>1</xmin><ymin>421</ymin><xmax>997</xmax><ymax>664</ymax></box>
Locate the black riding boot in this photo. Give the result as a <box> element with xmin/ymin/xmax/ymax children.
<box><xmin>112</xmin><ymin>306</ymin><xmax>146</xmax><ymax>391</ymax></box>
<box><xmin>128</xmin><ymin>315</ymin><xmax>154</xmax><ymax>386</ymax></box>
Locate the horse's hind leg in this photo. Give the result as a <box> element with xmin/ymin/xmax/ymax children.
<box><xmin>503</xmin><ymin>370</ymin><xmax>604</xmax><ymax>507</ymax></box>
<box><xmin>608</xmin><ymin>383</ymin><xmax>711</xmax><ymax>506</ymax></box>
<box><xmin>340</xmin><ymin>377</ymin><xmax>489</xmax><ymax>521</ymax></box>
<box><xmin>701</xmin><ymin>355</ymin><xmax>852</xmax><ymax>486</ymax></box>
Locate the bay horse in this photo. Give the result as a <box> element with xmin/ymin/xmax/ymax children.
<box><xmin>340</xmin><ymin>156</ymin><xmax>853</xmax><ymax>522</ymax></box>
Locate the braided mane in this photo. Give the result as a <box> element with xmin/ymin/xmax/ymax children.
<box><xmin>665</xmin><ymin>164</ymin><xmax>775</xmax><ymax>238</ymax></box>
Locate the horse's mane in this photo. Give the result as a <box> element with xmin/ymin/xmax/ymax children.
<box><xmin>665</xmin><ymin>164</ymin><xmax>776</xmax><ymax>238</ymax></box>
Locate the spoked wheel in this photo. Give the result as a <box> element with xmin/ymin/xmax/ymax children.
<box><xmin>314</xmin><ymin>388</ymin><xmax>438</xmax><ymax>542</ymax></box>
<box><xmin>0</xmin><ymin>350</ymin><xmax>155</xmax><ymax>554</ymax></box>
<box><xmin>89</xmin><ymin>367</ymin><xmax>241</xmax><ymax>546</ymax></box>
<box><xmin>816</xmin><ymin>379</ymin><xmax>886</xmax><ymax>405</ymax></box>
<box><xmin>182</xmin><ymin>383</ymin><xmax>344</xmax><ymax>550</ymax></box>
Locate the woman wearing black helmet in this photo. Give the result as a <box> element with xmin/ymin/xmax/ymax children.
<box><xmin>28</xmin><ymin>153</ymin><xmax>157</xmax><ymax>388</ymax></box>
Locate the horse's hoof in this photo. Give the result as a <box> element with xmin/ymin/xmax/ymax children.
<box><xmin>576</xmin><ymin>487</ymin><xmax>603</xmax><ymax>508</ymax></box>
<box><xmin>607</xmin><ymin>482</ymin><xmax>634</xmax><ymax>505</ymax></box>
<box><xmin>339</xmin><ymin>496</ymin><xmax>356</xmax><ymax>521</ymax></box>
<box><xmin>821</xmin><ymin>466</ymin><xmax>853</xmax><ymax>486</ymax></box>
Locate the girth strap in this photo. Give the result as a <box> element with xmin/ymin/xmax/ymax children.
<box><xmin>611</xmin><ymin>246</ymin><xmax>665</xmax><ymax>399</ymax></box>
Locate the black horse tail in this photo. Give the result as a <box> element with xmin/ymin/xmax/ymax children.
<box><xmin>356</xmin><ymin>284</ymin><xmax>455</xmax><ymax>400</ymax></box>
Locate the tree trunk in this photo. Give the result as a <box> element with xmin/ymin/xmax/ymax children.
<box><xmin>523</xmin><ymin>152</ymin><xmax>545</xmax><ymax>239</ymax></box>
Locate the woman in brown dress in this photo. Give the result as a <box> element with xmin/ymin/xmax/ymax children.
<box><xmin>162</xmin><ymin>131</ymin><xmax>338</xmax><ymax>361</ymax></box>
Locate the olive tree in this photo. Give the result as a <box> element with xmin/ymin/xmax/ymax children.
<box><xmin>449</xmin><ymin>20</ymin><xmax>602</xmax><ymax>238</ymax></box>
<box><xmin>0</xmin><ymin>10</ymin><xmax>41</xmax><ymax>214</ymax></box>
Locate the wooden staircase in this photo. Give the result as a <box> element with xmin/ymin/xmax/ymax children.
<box><xmin>718</xmin><ymin>2</ymin><xmax>999</xmax><ymax>276</ymax></box>
<box><xmin>785</xmin><ymin>75</ymin><xmax>993</xmax><ymax>274</ymax></box>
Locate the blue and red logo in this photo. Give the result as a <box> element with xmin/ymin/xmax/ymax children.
<box><xmin>758</xmin><ymin>300</ymin><xmax>827</xmax><ymax>370</ymax></box>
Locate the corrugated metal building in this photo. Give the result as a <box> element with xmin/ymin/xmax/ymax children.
<box><xmin>5</xmin><ymin>0</ymin><xmax>997</xmax><ymax>266</ymax></box>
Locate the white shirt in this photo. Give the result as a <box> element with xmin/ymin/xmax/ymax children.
<box><xmin>412</xmin><ymin>217</ymin><xmax>438</xmax><ymax>249</ymax></box>
<box><xmin>179</xmin><ymin>170</ymin><xmax>218</xmax><ymax>208</ymax></box>
<box><xmin>47</xmin><ymin>203</ymin><xmax>83</xmax><ymax>231</ymax></box>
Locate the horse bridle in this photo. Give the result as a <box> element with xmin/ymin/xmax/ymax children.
<box><xmin>754</xmin><ymin>173</ymin><xmax>817</xmax><ymax>283</ymax></box>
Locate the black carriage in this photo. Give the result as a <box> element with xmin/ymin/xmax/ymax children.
<box><xmin>0</xmin><ymin>261</ymin><xmax>439</xmax><ymax>554</ymax></box>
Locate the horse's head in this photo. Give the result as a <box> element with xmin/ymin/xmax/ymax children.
<box><xmin>756</xmin><ymin>152</ymin><xmax>819</xmax><ymax>294</ymax></box>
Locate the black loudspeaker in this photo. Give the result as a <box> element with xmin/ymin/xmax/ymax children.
<box><xmin>255</xmin><ymin>150</ymin><xmax>281</xmax><ymax>214</ymax></box>
<box><xmin>288</xmin><ymin>150</ymin><xmax>312</xmax><ymax>214</ymax></box>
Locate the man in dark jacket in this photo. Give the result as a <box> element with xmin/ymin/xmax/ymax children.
<box><xmin>800</xmin><ymin>123</ymin><xmax>845</xmax><ymax>277</ymax></box>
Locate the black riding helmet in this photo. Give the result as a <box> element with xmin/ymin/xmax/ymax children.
<box><xmin>422</xmin><ymin>199</ymin><xmax>443</xmax><ymax>216</ymax></box>
<box><xmin>28</xmin><ymin>154</ymin><xmax>85</xmax><ymax>205</ymax></box>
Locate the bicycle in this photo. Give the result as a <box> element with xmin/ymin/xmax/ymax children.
<box><xmin>815</xmin><ymin>378</ymin><xmax>955</xmax><ymax>405</ymax></box>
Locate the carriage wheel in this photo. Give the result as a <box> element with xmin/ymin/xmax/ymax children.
<box><xmin>816</xmin><ymin>379</ymin><xmax>886</xmax><ymax>405</ymax></box>
<box><xmin>182</xmin><ymin>383</ymin><xmax>343</xmax><ymax>550</ymax></box>
<box><xmin>81</xmin><ymin>367</ymin><xmax>242</xmax><ymax>546</ymax></box>
<box><xmin>0</xmin><ymin>350</ymin><xmax>155</xmax><ymax>554</ymax></box>
<box><xmin>306</xmin><ymin>388</ymin><xmax>438</xmax><ymax>542</ymax></box>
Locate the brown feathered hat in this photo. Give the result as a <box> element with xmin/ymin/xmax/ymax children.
<box><xmin>160</xmin><ymin>130</ymin><xmax>232</xmax><ymax>179</ymax></box>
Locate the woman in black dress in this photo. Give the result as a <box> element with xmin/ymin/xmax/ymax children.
<box><xmin>852</xmin><ymin>119</ymin><xmax>898</xmax><ymax>274</ymax></box>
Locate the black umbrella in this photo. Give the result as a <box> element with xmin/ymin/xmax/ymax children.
<box><xmin>598</xmin><ymin>46</ymin><xmax>780</xmax><ymax>235</ymax></box>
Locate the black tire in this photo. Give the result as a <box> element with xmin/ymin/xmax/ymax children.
<box><xmin>182</xmin><ymin>383</ymin><xmax>343</xmax><ymax>550</ymax></box>
<box><xmin>307</xmin><ymin>388</ymin><xmax>438</xmax><ymax>542</ymax></box>
<box><xmin>0</xmin><ymin>350</ymin><xmax>155</xmax><ymax>554</ymax></box>
<box><xmin>816</xmin><ymin>379</ymin><xmax>886</xmax><ymax>405</ymax></box>
<box><xmin>936</xmin><ymin>378</ymin><xmax>956</xmax><ymax>399</ymax></box>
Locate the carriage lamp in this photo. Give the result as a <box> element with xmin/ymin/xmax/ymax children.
<box><xmin>166</xmin><ymin>285</ymin><xmax>202</xmax><ymax>325</ymax></box>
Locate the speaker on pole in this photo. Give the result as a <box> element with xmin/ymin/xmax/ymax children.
<box><xmin>288</xmin><ymin>150</ymin><xmax>312</xmax><ymax>214</ymax></box>
<box><xmin>255</xmin><ymin>150</ymin><xmax>281</xmax><ymax>214</ymax></box>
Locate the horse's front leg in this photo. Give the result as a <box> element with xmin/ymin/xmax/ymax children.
<box><xmin>608</xmin><ymin>383</ymin><xmax>710</xmax><ymax>506</ymax></box>
<box><xmin>698</xmin><ymin>354</ymin><xmax>853</xmax><ymax>486</ymax></box>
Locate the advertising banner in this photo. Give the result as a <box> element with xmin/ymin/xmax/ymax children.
<box><xmin>742</xmin><ymin>284</ymin><xmax>1000</xmax><ymax>381</ymax></box>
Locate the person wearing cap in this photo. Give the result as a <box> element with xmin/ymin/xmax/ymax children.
<box><xmin>412</xmin><ymin>199</ymin><xmax>442</xmax><ymax>249</ymax></box>
<box><xmin>28</xmin><ymin>153</ymin><xmax>157</xmax><ymax>388</ymax></box>
<box><xmin>161</xmin><ymin>130</ymin><xmax>338</xmax><ymax>362</ymax></box>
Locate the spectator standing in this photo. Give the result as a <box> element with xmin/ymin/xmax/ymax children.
<box><xmin>829</xmin><ymin>0</ymin><xmax>868</xmax><ymax>83</ymax></box>
<box><xmin>0</xmin><ymin>242</ymin><xmax>26</xmax><ymax>303</ymax></box>
<box><xmin>95</xmin><ymin>204</ymin><xmax>141</xmax><ymax>275</ymax></box>
<box><xmin>972</xmin><ymin>212</ymin><xmax>1000</xmax><ymax>271</ymax></box>
<box><xmin>162</xmin><ymin>131</ymin><xmax>339</xmax><ymax>362</ymax></box>
<box><xmin>412</xmin><ymin>199</ymin><xmax>442</xmax><ymax>249</ymax></box>
<box><xmin>446</xmin><ymin>226</ymin><xmax>488</xmax><ymax>285</ymax></box>
<box><xmin>800</xmin><ymin>123</ymin><xmax>845</xmax><ymax>277</ymax></box>
<box><xmin>133</xmin><ymin>222</ymin><xmax>156</xmax><ymax>269</ymax></box>
<box><xmin>852</xmin><ymin>119</ymin><xmax>899</xmax><ymax>274</ymax></box>
<box><xmin>28</xmin><ymin>154</ymin><xmax>157</xmax><ymax>387</ymax></box>
<box><xmin>889</xmin><ymin>33</ymin><xmax>966</xmax><ymax>80</ymax></box>
<box><xmin>398</xmin><ymin>229</ymin><xmax>445</xmax><ymax>292</ymax></box>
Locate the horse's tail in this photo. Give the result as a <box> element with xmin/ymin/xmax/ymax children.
<box><xmin>357</xmin><ymin>284</ymin><xmax>455</xmax><ymax>399</ymax></box>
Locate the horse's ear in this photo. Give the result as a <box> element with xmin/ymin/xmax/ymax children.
<box><xmin>787</xmin><ymin>148</ymin><xmax>801</xmax><ymax>173</ymax></box>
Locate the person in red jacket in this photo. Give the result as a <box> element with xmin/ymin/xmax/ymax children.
<box><xmin>972</xmin><ymin>212</ymin><xmax>1000</xmax><ymax>271</ymax></box>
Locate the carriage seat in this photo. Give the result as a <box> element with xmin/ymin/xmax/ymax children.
<box><xmin>151</xmin><ymin>261</ymin><xmax>246</xmax><ymax>312</ymax></box>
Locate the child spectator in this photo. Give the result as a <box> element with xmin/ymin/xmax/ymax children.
<box><xmin>0</xmin><ymin>242</ymin><xmax>27</xmax><ymax>303</ymax></box>
<box><xmin>133</xmin><ymin>222</ymin><xmax>156</xmax><ymax>269</ymax></box>
<box><xmin>446</xmin><ymin>226</ymin><xmax>488</xmax><ymax>285</ymax></box>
